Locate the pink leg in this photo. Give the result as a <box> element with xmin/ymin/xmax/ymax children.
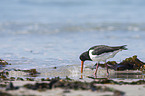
<box><xmin>105</xmin><ymin>63</ymin><xmax>109</xmax><ymax>75</ymax></box>
<box><xmin>94</xmin><ymin>63</ymin><xmax>99</xmax><ymax>76</ymax></box>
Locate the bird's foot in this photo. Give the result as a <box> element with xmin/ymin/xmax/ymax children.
<box><xmin>93</xmin><ymin>72</ymin><xmax>97</xmax><ymax>78</ymax></box>
<box><xmin>106</xmin><ymin>72</ymin><xmax>109</xmax><ymax>76</ymax></box>
<box><xmin>94</xmin><ymin>72</ymin><xmax>96</xmax><ymax>75</ymax></box>
<box><xmin>80</xmin><ymin>75</ymin><xmax>83</xmax><ymax>79</ymax></box>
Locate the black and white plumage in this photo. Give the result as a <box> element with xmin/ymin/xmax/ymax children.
<box><xmin>79</xmin><ymin>45</ymin><xmax>127</xmax><ymax>75</ymax></box>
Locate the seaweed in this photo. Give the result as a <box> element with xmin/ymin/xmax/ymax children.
<box><xmin>0</xmin><ymin>71</ymin><xmax>9</xmax><ymax>80</ymax></box>
<box><xmin>24</xmin><ymin>77</ymin><xmax>60</xmax><ymax>90</ymax></box>
<box><xmin>6</xmin><ymin>82</ymin><xmax>19</xmax><ymax>90</ymax></box>
<box><xmin>13</xmin><ymin>68</ymin><xmax>40</xmax><ymax>77</ymax></box>
<box><xmin>0</xmin><ymin>59</ymin><xmax>9</xmax><ymax>67</ymax></box>
<box><xmin>16</xmin><ymin>77</ymin><xmax>24</xmax><ymax>81</ymax></box>
<box><xmin>23</xmin><ymin>77</ymin><xmax>125</xmax><ymax>95</ymax></box>
<box><xmin>53</xmin><ymin>67</ymin><xmax>57</xmax><ymax>69</ymax></box>
<box><xmin>116</xmin><ymin>55</ymin><xmax>145</xmax><ymax>71</ymax></box>
<box><xmin>10</xmin><ymin>77</ymin><xmax>15</xmax><ymax>81</ymax></box>
<box><xmin>22</xmin><ymin>69</ymin><xmax>40</xmax><ymax>76</ymax></box>
<box><xmin>0</xmin><ymin>91</ymin><xmax>12</xmax><ymax>96</ymax></box>
<box><xmin>26</xmin><ymin>78</ymin><xmax>34</xmax><ymax>81</ymax></box>
<box><xmin>96</xmin><ymin>55</ymin><xmax>145</xmax><ymax>71</ymax></box>
<box><xmin>41</xmin><ymin>78</ymin><xmax>50</xmax><ymax>81</ymax></box>
<box><xmin>87</xmin><ymin>76</ymin><xmax>145</xmax><ymax>85</ymax></box>
<box><xmin>0</xmin><ymin>84</ymin><xmax>7</xmax><ymax>87</ymax></box>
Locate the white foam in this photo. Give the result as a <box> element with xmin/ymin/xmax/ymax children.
<box><xmin>68</xmin><ymin>66</ymin><xmax>80</xmax><ymax>78</ymax></box>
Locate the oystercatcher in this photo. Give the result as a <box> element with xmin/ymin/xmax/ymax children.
<box><xmin>79</xmin><ymin>45</ymin><xmax>127</xmax><ymax>75</ymax></box>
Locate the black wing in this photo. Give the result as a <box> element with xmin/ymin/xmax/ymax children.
<box><xmin>89</xmin><ymin>45</ymin><xmax>127</xmax><ymax>55</ymax></box>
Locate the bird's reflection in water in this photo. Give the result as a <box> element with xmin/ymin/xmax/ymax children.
<box><xmin>82</xmin><ymin>70</ymin><xmax>145</xmax><ymax>80</ymax></box>
<box><xmin>110</xmin><ymin>71</ymin><xmax>144</xmax><ymax>79</ymax></box>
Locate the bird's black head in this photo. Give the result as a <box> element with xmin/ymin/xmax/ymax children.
<box><xmin>79</xmin><ymin>51</ymin><xmax>91</xmax><ymax>61</ymax></box>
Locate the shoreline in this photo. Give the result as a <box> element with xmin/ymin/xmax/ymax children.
<box><xmin>1</xmin><ymin>55</ymin><xmax>145</xmax><ymax>96</ymax></box>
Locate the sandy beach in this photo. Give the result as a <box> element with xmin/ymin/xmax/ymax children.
<box><xmin>1</xmin><ymin>64</ymin><xmax>145</xmax><ymax>96</ymax></box>
<box><xmin>1</xmin><ymin>79</ymin><xmax>145</xmax><ymax>96</ymax></box>
<box><xmin>1</xmin><ymin>56</ymin><xmax>145</xmax><ymax>96</ymax></box>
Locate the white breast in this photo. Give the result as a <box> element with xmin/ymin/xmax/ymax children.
<box><xmin>89</xmin><ymin>49</ymin><xmax>121</xmax><ymax>62</ymax></box>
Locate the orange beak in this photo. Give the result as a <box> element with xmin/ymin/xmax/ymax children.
<box><xmin>81</xmin><ymin>61</ymin><xmax>84</xmax><ymax>73</ymax></box>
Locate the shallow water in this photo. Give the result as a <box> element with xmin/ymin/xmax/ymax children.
<box><xmin>0</xmin><ymin>0</ymin><xmax>145</xmax><ymax>80</ymax></box>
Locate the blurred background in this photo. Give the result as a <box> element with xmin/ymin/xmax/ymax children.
<box><xmin>0</xmin><ymin>0</ymin><xmax>145</xmax><ymax>79</ymax></box>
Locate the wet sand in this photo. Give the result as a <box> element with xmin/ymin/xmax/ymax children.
<box><xmin>1</xmin><ymin>66</ymin><xmax>145</xmax><ymax>96</ymax></box>
<box><xmin>1</xmin><ymin>57</ymin><xmax>145</xmax><ymax>96</ymax></box>
<box><xmin>0</xmin><ymin>80</ymin><xmax>145</xmax><ymax>96</ymax></box>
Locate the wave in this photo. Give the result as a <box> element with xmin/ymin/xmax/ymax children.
<box><xmin>0</xmin><ymin>22</ymin><xmax>145</xmax><ymax>35</ymax></box>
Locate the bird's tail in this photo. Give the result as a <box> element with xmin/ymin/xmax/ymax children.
<box><xmin>120</xmin><ymin>45</ymin><xmax>128</xmax><ymax>50</ymax></box>
<box><xmin>112</xmin><ymin>45</ymin><xmax>127</xmax><ymax>50</ymax></box>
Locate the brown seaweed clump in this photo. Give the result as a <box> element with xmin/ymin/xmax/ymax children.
<box><xmin>25</xmin><ymin>69</ymin><xmax>40</xmax><ymax>76</ymax></box>
<box><xmin>0</xmin><ymin>70</ymin><xmax>9</xmax><ymax>80</ymax></box>
<box><xmin>102</xmin><ymin>55</ymin><xmax>145</xmax><ymax>71</ymax></box>
<box><xmin>6</xmin><ymin>82</ymin><xmax>19</xmax><ymax>90</ymax></box>
<box><xmin>23</xmin><ymin>77</ymin><xmax>125</xmax><ymax>95</ymax></box>
<box><xmin>0</xmin><ymin>91</ymin><xmax>13</xmax><ymax>96</ymax></box>
<box><xmin>0</xmin><ymin>59</ymin><xmax>9</xmax><ymax>67</ymax></box>
<box><xmin>15</xmin><ymin>69</ymin><xmax>40</xmax><ymax>77</ymax></box>
<box><xmin>116</xmin><ymin>55</ymin><xmax>145</xmax><ymax>71</ymax></box>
